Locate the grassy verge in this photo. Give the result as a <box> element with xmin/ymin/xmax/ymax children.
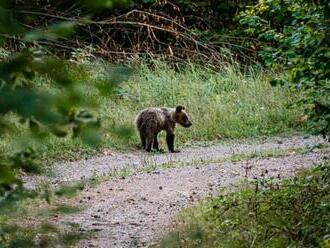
<box><xmin>160</xmin><ymin>161</ymin><xmax>330</xmax><ymax>248</ymax></box>
<box><xmin>0</xmin><ymin>60</ymin><xmax>304</xmax><ymax>164</ymax></box>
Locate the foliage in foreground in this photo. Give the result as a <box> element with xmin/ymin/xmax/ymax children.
<box><xmin>239</xmin><ymin>0</ymin><xmax>330</xmax><ymax>139</ymax></box>
<box><xmin>0</xmin><ymin>0</ymin><xmax>129</xmax><ymax>246</ymax></box>
<box><xmin>0</xmin><ymin>222</ymin><xmax>84</xmax><ymax>248</ymax></box>
<box><xmin>161</xmin><ymin>161</ymin><xmax>330</xmax><ymax>248</ymax></box>
<box><xmin>0</xmin><ymin>0</ymin><xmax>134</xmax><ymax>196</ymax></box>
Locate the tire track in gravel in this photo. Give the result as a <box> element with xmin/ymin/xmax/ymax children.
<box><xmin>42</xmin><ymin>135</ymin><xmax>329</xmax><ymax>248</ymax></box>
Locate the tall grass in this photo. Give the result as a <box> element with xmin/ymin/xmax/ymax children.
<box><xmin>0</xmin><ymin>60</ymin><xmax>304</xmax><ymax>163</ymax></box>
<box><xmin>111</xmin><ymin>61</ymin><xmax>301</xmax><ymax>141</ymax></box>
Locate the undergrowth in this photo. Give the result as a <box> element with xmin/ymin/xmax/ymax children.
<box><xmin>0</xmin><ymin>222</ymin><xmax>84</xmax><ymax>248</ymax></box>
<box><xmin>0</xmin><ymin>59</ymin><xmax>304</xmax><ymax>164</ymax></box>
<box><xmin>160</xmin><ymin>160</ymin><xmax>330</xmax><ymax>248</ymax></box>
<box><xmin>0</xmin><ymin>182</ymin><xmax>91</xmax><ymax>247</ymax></box>
<box><xmin>0</xmin><ymin>194</ymin><xmax>86</xmax><ymax>248</ymax></box>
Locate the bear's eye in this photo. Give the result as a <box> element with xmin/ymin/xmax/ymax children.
<box><xmin>182</xmin><ymin>116</ymin><xmax>188</xmax><ymax>121</ymax></box>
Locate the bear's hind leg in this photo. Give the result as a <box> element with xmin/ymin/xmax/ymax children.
<box><xmin>153</xmin><ymin>133</ymin><xmax>159</xmax><ymax>151</ymax></box>
<box><xmin>139</xmin><ymin>132</ymin><xmax>146</xmax><ymax>149</ymax></box>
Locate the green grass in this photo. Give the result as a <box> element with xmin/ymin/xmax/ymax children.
<box><xmin>51</xmin><ymin>204</ymin><xmax>81</xmax><ymax>215</ymax></box>
<box><xmin>0</xmin><ymin>60</ymin><xmax>304</xmax><ymax>164</ymax></box>
<box><xmin>0</xmin><ymin>195</ymin><xmax>85</xmax><ymax>248</ymax></box>
<box><xmin>159</xmin><ymin>161</ymin><xmax>330</xmax><ymax>248</ymax></box>
<box><xmin>104</xmin><ymin>61</ymin><xmax>303</xmax><ymax>141</ymax></box>
<box><xmin>0</xmin><ymin>221</ymin><xmax>85</xmax><ymax>248</ymax></box>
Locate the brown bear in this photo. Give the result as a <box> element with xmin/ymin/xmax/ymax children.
<box><xmin>135</xmin><ymin>105</ymin><xmax>192</xmax><ymax>152</ymax></box>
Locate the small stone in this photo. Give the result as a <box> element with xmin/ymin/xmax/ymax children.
<box><xmin>159</xmin><ymin>186</ymin><xmax>163</xmax><ymax>190</ymax></box>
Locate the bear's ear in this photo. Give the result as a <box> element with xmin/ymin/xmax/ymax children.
<box><xmin>176</xmin><ymin>105</ymin><xmax>185</xmax><ymax>112</ymax></box>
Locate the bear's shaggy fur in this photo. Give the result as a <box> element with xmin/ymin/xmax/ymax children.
<box><xmin>135</xmin><ymin>105</ymin><xmax>192</xmax><ymax>152</ymax></box>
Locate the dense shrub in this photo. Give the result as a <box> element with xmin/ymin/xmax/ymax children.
<box><xmin>4</xmin><ymin>0</ymin><xmax>258</xmax><ymax>62</ymax></box>
<box><xmin>239</xmin><ymin>0</ymin><xmax>330</xmax><ymax>139</ymax></box>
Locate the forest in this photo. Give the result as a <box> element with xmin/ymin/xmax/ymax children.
<box><xmin>0</xmin><ymin>0</ymin><xmax>329</xmax><ymax>247</ymax></box>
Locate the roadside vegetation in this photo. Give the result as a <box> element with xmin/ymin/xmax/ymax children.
<box><xmin>160</xmin><ymin>161</ymin><xmax>330</xmax><ymax>248</ymax></box>
<box><xmin>0</xmin><ymin>59</ymin><xmax>304</xmax><ymax>164</ymax></box>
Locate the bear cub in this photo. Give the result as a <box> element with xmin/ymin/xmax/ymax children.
<box><xmin>135</xmin><ymin>105</ymin><xmax>192</xmax><ymax>152</ymax></box>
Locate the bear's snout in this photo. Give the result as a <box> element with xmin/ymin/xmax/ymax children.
<box><xmin>185</xmin><ymin>122</ymin><xmax>192</xmax><ymax>128</ymax></box>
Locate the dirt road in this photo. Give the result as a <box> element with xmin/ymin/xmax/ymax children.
<box><xmin>24</xmin><ymin>135</ymin><xmax>329</xmax><ymax>247</ymax></box>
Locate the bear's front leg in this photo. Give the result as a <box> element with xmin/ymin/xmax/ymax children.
<box><xmin>166</xmin><ymin>133</ymin><xmax>180</xmax><ymax>153</ymax></box>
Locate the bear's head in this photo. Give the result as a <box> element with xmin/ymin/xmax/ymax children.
<box><xmin>174</xmin><ymin>105</ymin><xmax>192</xmax><ymax>128</ymax></box>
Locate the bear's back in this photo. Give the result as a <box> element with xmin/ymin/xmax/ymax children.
<box><xmin>135</xmin><ymin>107</ymin><xmax>174</xmax><ymax>130</ymax></box>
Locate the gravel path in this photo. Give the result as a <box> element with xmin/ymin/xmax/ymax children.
<box><xmin>38</xmin><ymin>135</ymin><xmax>329</xmax><ymax>248</ymax></box>
<box><xmin>24</xmin><ymin>135</ymin><xmax>325</xmax><ymax>189</ymax></box>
